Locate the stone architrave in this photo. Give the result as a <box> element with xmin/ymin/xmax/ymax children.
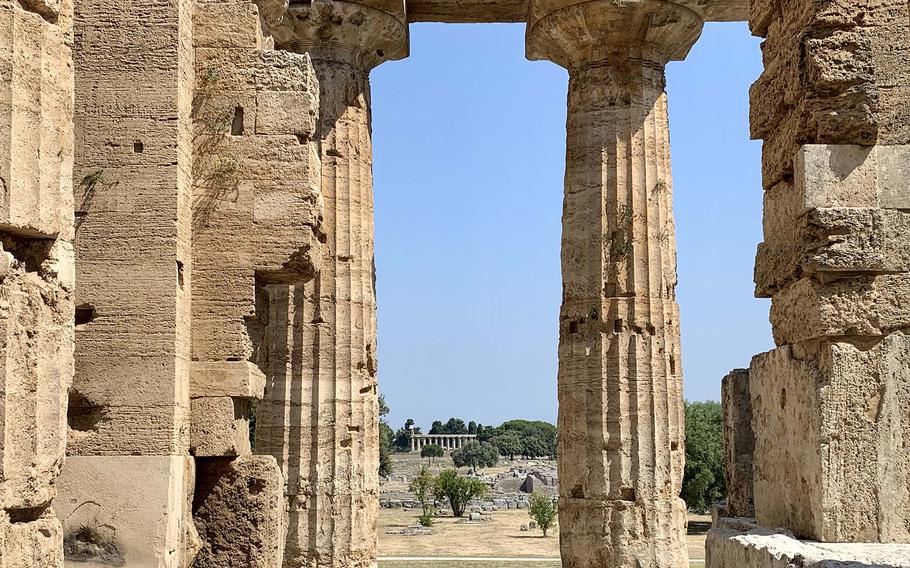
<box><xmin>0</xmin><ymin>0</ymin><xmax>74</xmax><ymax>565</ymax></box>
<box><xmin>255</xmin><ymin>2</ymin><xmax>408</xmax><ymax>567</ymax></box>
<box><xmin>526</xmin><ymin>1</ymin><xmax>704</xmax><ymax>566</ymax></box>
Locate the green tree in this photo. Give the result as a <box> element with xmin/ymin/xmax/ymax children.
<box><xmin>409</xmin><ymin>465</ymin><xmax>436</xmax><ymax>526</ymax></box>
<box><xmin>421</xmin><ymin>443</ymin><xmax>444</xmax><ymax>464</ymax></box>
<box><xmin>490</xmin><ymin>432</ymin><xmax>523</xmax><ymax>460</ymax></box>
<box><xmin>468</xmin><ymin>421</ymin><xmax>477</xmax><ymax>435</ymax></box>
<box><xmin>452</xmin><ymin>441</ymin><xmax>499</xmax><ymax>473</ymax></box>
<box><xmin>429</xmin><ymin>420</ymin><xmax>444</xmax><ymax>435</ymax></box>
<box><xmin>497</xmin><ymin>420</ymin><xmax>557</xmax><ymax>458</ymax></box>
<box><xmin>433</xmin><ymin>469</ymin><xmax>488</xmax><ymax>517</ymax></box>
<box><xmin>682</xmin><ymin>400</ymin><xmax>725</xmax><ymax>513</ymax></box>
<box><xmin>379</xmin><ymin>395</ymin><xmax>393</xmax><ymax>477</ymax></box>
<box><xmin>529</xmin><ymin>492</ymin><xmax>557</xmax><ymax>536</ymax></box>
<box><xmin>393</xmin><ymin>419</ymin><xmax>420</xmax><ymax>452</ymax></box>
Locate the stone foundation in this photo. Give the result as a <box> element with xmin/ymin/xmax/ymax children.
<box><xmin>706</xmin><ymin>518</ymin><xmax>910</xmax><ymax>568</ymax></box>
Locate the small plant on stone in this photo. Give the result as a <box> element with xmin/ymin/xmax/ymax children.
<box><xmin>652</xmin><ymin>179</ymin><xmax>667</xmax><ymax>195</ymax></box>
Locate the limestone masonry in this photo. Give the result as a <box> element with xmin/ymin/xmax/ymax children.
<box><xmin>0</xmin><ymin>0</ymin><xmax>907</xmax><ymax>567</ymax></box>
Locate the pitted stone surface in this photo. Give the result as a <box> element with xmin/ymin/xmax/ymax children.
<box><xmin>706</xmin><ymin>518</ymin><xmax>910</xmax><ymax>568</ymax></box>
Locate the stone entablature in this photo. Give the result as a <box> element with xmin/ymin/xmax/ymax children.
<box><xmin>411</xmin><ymin>434</ymin><xmax>477</xmax><ymax>451</ymax></box>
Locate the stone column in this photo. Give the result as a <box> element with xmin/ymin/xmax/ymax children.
<box><xmin>527</xmin><ymin>2</ymin><xmax>703</xmax><ymax>567</ymax></box>
<box><xmin>57</xmin><ymin>0</ymin><xmax>198</xmax><ymax>562</ymax></box>
<box><xmin>257</xmin><ymin>2</ymin><xmax>408</xmax><ymax>567</ymax></box>
<box><xmin>0</xmin><ymin>0</ymin><xmax>74</xmax><ymax>564</ymax></box>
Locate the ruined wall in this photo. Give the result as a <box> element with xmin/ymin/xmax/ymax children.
<box><xmin>189</xmin><ymin>2</ymin><xmax>323</xmax><ymax>565</ymax></box>
<box><xmin>56</xmin><ymin>0</ymin><xmax>198</xmax><ymax>561</ymax></box>
<box><xmin>745</xmin><ymin>0</ymin><xmax>910</xmax><ymax>545</ymax></box>
<box><xmin>721</xmin><ymin>369</ymin><xmax>753</xmax><ymax>518</ymax></box>
<box><xmin>0</xmin><ymin>0</ymin><xmax>74</xmax><ymax>564</ymax></box>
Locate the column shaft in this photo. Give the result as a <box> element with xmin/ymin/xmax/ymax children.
<box><xmin>557</xmin><ymin>56</ymin><xmax>686</xmax><ymax>568</ymax></box>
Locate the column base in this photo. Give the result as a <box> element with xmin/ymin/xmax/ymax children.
<box><xmin>55</xmin><ymin>456</ymin><xmax>197</xmax><ymax>568</ymax></box>
<box><xmin>559</xmin><ymin>497</ymin><xmax>687</xmax><ymax>568</ymax></box>
<box><xmin>707</xmin><ymin>518</ymin><xmax>910</xmax><ymax>568</ymax></box>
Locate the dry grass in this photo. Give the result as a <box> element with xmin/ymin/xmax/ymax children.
<box><xmin>379</xmin><ymin>508</ymin><xmax>710</xmax><ymax>562</ymax></box>
<box><xmin>380</xmin><ymin>508</ymin><xmax>560</xmax><ymax>558</ymax></box>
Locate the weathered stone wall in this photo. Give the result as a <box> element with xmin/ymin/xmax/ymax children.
<box><xmin>189</xmin><ymin>2</ymin><xmax>322</xmax><ymax>566</ymax></box>
<box><xmin>745</xmin><ymin>0</ymin><xmax>910</xmax><ymax>546</ymax></box>
<box><xmin>0</xmin><ymin>0</ymin><xmax>74</xmax><ymax>564</ymax></box>
<box><xmin>56</xmin><ymin>0</ymin><xmax>198</xmax><ymax>561</ymax></box>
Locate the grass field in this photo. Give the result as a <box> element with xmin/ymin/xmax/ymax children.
<box><xmin>379</xmin><ymin>507</ymin><xmax>711</xmax><ymax>562</ymax></box>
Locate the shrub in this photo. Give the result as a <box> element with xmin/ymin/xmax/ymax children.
<box><xmin>433</xmin><ymin>469</ymin><xmax>488</xmax><ymax>518</ymax></box>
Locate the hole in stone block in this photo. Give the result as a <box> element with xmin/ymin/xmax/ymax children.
<box><xmin>620</xmin><ymin>487</ymin><xmax>636</xmax><ymax>502</ymax></box>
<box><xmin>326</xmin><ymin>148</ymin><xmax>343</xmax><ymax>158</ymax></box>
<box><xmin>671</xmin><ymin>441</ymin><xmax>679</xmax><ymax>451</ymax></box>
<box><xmin>7</xmin><ymin>506</ymin><xmax>45</xmax><ymax>523</ymax></box>
<box><xmin>295</xmin><ymin>134</ymin><xmax>310</xmax><ymax>145</ymax></box>
<box><xmin>568</xmin><ymin>321</ymin><xmax>578</xmax><ymax>334</ymax></box>
<box><xmin>67</xmin><ymin>390</ymin><xmax>107</xmax><ymax>432</ymax></box>
<box><xmin>64</xmin><ymin>525</ymin><xmax>124</xmax><ymax>566</ymax></box>
<box><xmin>0</xmin><ymin>232</ymin><xmax>53</xmax><ymax>273</ymax></box>
<box><xmin>231</xmin><ymin>107</ymin><xmax>244</xmax><ymax>136</ymax></box>
<box><xmin>614</xmin><ymin>319</ymin><xmax>623</xmax><ymax>333</ymax></box>
<box><xmin>75</xmin><ymin>304</ymin><xmax>96</xmax><ymax>326</ymax></box>
<box><xmin>376</xmin><ymin>49</ymin><xmax>385</xmax><ymax>58</ymax></box>
<box><xmin>133</xmin><ymin>141</ymin><xmax>143</xmax><ymax>153</ymax></box>
<box><xmin>780</xmin><ymin>388</ymin><xmax>787</xmax><ymax>409</ymax></box>
<box><xmin>176</xmin><ymin>261</ymin><xmax>185</xmax><ymax>289</ymax></box>
<box><xmin>669</xmin><ymin>356</ymin><xmax>676</xmax><ymax>375</ymax></box>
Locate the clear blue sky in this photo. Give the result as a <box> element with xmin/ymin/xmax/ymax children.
<box><xmin>371</xmin><ymin>22</ymin><xmax>773</xmax><ymax>431</ymax></box>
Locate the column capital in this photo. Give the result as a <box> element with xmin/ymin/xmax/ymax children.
<box><xmin>526</xmin><ymin>0</ymin><xmax>704</xmax><ymax>70</ymax></box>
<box><xmin>271</xmin><ymin>0</ymin><xmax>409</xmax><ymax>69</ymax></box>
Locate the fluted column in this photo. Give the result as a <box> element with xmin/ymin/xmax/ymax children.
<box><xmin>527</xmin><ymin>2</ymin><xmax>703</xmax><ymax>567</ymax></box>
<box><xmin>260</xmin><ymin>3</ymin><xmax>408</xmax><ymax>568</ymax></box>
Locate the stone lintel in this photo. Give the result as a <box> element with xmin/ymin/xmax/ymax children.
<box><xmin>706</xmin><ymin>518</ymin><xmax>910</xmax><ymax>568</ymax></box>
<box><xmin>190</xmin><ymin>361</ymin><xmax>266</xmax><ymax>399</ymax></box>
<box><xmin>405</xmin><ymin>0</ymin><xmax>747</xmax><ymax>23</ymax></box>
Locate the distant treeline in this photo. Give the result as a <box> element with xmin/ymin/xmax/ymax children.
<box><xmin>392</xmin><ymin>417</ymin><xmax>557</xmax><ymax>460</ymax></box>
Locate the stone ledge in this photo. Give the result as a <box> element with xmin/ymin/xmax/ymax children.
<box><xmin>706</xmin><ymin>518</ymin><xmax>910</xmax><ymax>568</ymax></box>
<box><xmin>190</xmin><ymin>361</ymin><xmax>265</xmax><ymax>399</ymax></box>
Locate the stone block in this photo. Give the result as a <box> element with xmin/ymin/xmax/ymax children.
<box><xmin>191</xmin><ymin>456</ymin><xmax>285</xmax><ymax>568</ymax></box>
<box><xmin>756</xmin><ymin>203</ymin><xmax>910</xmax><ymax>297</ymax></box>
<box><xmin>193</xmin><ymin>0</ymin><xmax>264</xmax><ymax>49</ymax></box>
<box><xmin>0</xmin><ymin>509</ymin><xmax>64</xmax><ymax>568</ymax></box>
<box><xmin>796</xmin><ymin>145</ymin><xmax>910</xmax><ymax>210</ymax></box>
<box><xmin>721</xmin><ymin>369</ymin><xmax>754</xmax><ymax>518</ymax></box>
<box><xmin>190</xmin><ymin>361</ymin><xmax>265</xmax><ymax>399</ymax></box>
<box><xmin>0</xmin><ymin>4</ymin><xmax>74</xmax><ymax>239</ymax></box>
<box><xmin>190</xmin><ymin>397</ymin><xmax>252</xmax><ymax>457</ymax></box>
<box><xmin>56</xmin><ymin>456</ymin><xmax>196</xmax><ymax>568</ymax></box>
<box><xmin>706</xmin><ymin>518</ymin><xmax>910</xmax><ymax>568</ymax></box>
<box><xmin>770</xmin><ymin>273</ymin><xmax>910</xmax><ymax>345</ymax></box>
<box><xmin>750</xmin><ymin>334</ymin><xmax>910</xmax><ymax>542</ymax></box>
<box><xmin>255</xmin><ymin>90</ymin><xmax>318</xmax><ymax>137</ymax></box>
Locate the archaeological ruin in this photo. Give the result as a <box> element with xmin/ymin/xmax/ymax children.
<box><xmin>0</xmin><ymin>0</ymin><xmax>908</xmax><ymax>566</ymax></box>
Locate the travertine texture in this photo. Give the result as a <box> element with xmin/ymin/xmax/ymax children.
<box><xmin>747</xmin><ymin>0</ymin><xmax>910</xmax><ymax>547</ymax></box>
<box><xmin>59</xmin><ymin>0</ymin><xmax>196</xmax><ymax>562</ymax></box>
<box><xmin>749</xmin><ymin>0</ymin><xmax>910</xmax><ymax>190</ymax></box>
<box><xmin>0</xmin><ymin>0</ymin><xmax>73</xmax><ymax>566</ymax></box>
<box><xmin>57</xmin><ymin>456</ymin><xmax>198</xmax><ymax>568</ymax></box>
<box><xmin>191</xmin><ymin>456</ymin><xmax>285</xmax><ymax>568</ymax></box>
<box><xmin>706</xmin><ymin>518</ymin><xmax>910</xmax><ymax>568</ymax></box>
<box><xmin>721</xmin><ymin>369</ymin><xmax>753</xmax><ymax>518</ymax></box>
<box><xmin>188</xmin><ymin>3</ymin><xmax>323</xmax><ymax>566</ymax></box>
<box><xmin>751</xmin><ymin>336</ymin><xmax>910</xmax><ymax>543</ymax></box>
<box><xmin>255</xmin><ymin>2</ymin><xmax>407</xmax><ymax>567</ymax></box>
<box><xmin>526</xmin><ymin>2</ymin><xmax>702</xmax><ymax>566</ymax></box>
